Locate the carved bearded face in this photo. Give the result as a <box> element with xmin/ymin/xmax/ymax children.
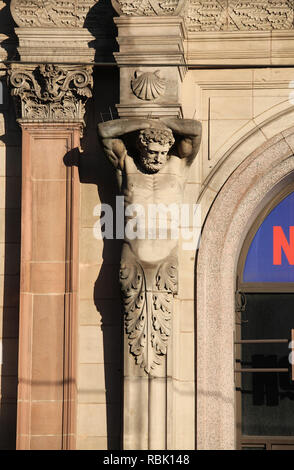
<box><xmin>136</xmin><ymin>127</ymin><xmax>174</xmax><ymax>173</ymax></box>
<box><xmin>139</xmin><ymin>142</ymin><xmax>170</xmax><ymax>173</ymax></box>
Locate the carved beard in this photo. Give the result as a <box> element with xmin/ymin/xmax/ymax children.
<box><xmin>139</xmin><ymin>156</ymin><xmax>167</xmax><ymax>174</ymax></box>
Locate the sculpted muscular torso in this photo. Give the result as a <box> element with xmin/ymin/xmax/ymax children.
<box><xmin>98</xmin><ymin>118</ymin><xmax>202</xmax><ymax>263</ymax></box>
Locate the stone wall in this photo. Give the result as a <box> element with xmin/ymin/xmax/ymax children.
<box><xmin>0</xmin><ymin>3</ymin><xmax>21</xmax><ymax>445</ymax></box>
<box><xmin>1</xmin><ymin>0</ymin><xmax>294</xmax><ymax>451</ymax></box>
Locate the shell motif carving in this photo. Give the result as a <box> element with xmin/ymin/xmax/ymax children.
<box><xmin>111</xmin><ymin>0</ymin><xmax>186</xmax><ymax>16</ymax></box>
<box><xmin>131</xmin><ymin>70</ymin><xmax>166</xmax><ymax>101</ymax></box>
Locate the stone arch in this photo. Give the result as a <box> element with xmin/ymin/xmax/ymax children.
<box><xmin>198</xmin><ymin>103</ymin><xmax>294</xmax><ymax>224</ymax></box>
<box><xmin>196</xmin><ymin>126</ymin><xmax>294</xmax><ymax>450</ymax></box>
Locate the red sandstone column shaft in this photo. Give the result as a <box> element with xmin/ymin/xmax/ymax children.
<box><xmin>16</xmin><ymin>123</ymin><xmax>81</xmax><ymax>450</ymax></box>
<box><xmin>9</xmin><ymin>63</ymin><xmax>93</xmax><ymax>450</ymax></box>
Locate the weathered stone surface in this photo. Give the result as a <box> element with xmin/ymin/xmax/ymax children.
<box><xmin>186</xmin><ymin>0</ymin><xmax>294</xmax><ymax>32</ymax></box>
<box><xmin>197</xmin><ymin>129</ymin><xmax>294</xmax><ymax>450</ymax></box>
<box><xmin>10</xmin><ymin>0</ymin><xmax>98</xmax><ymax>28</ymax></box>
<box><xmin>111</xmin><ymin>0</ymin><xmax>186</xmax><ymax>16</ymax></box>
<box><xmin>98</xmin><ymin>117</ymin><xmax>201</xmax><ymax>374</ymax></box>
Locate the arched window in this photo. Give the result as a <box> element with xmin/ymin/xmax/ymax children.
<box><xmin>236</xmin><ymin>184</ymin><xmax>294</xmax><ymax>450</ymax></box>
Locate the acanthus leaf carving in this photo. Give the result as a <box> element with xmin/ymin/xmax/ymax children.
<box><xmin>120</xmin><ymin>251</ymin><xmax>178</xmax><ymax>374</ymax></box>
<box><xmin>120</xmin><ymin>258</ymin><xmax>150</xmax><ymax>370</ymax></box>
<box><xmin>152</xmin><ymin>256</ymin><xmax>178</xmax><ymax>357</ymax></box>
<box><xmin>8</xmin><ymin>64</ymin><xmax>93</xmax><ymax>122</ymax></box>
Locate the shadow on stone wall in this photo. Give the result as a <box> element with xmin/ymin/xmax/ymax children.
<box><xmin>78</xmin><ymin>66</ymin><xmax>123</xmax><ymax>450</ymax></box>
<box><xmin>0</xmin><ymin>0</ymin><xmax>19</xmax><ymax>61</ymax></box>
<box><xmin>84</xmin><ymin>0</ymin><xmax>118</xmax><ymax>63</ymax></box>
<box><xmin>0</xmin><ymin>77</ymin><xmax>21</xmax><ymax>449</ymax></box>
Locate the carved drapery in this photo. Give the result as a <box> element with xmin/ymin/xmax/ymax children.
<box><xmin>120</xmin><ymin>250</ymin><xmax>178</xmax><ymax>373</ymax></box>
<box><xmin>8</xmin><ymin>64</ymin><xmax>93</xmax><ymax>122</ymax></box>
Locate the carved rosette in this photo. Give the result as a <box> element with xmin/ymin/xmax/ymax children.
<box><xmin>120</xmin><ymin>254</ymin><xmax>178</xmax><ymax>374</ymax></box>
<box><xmin>111</xmin><ymin>0</ymin><xmax>187</xmax><ymax>16</ymax></box>
<box><xmin>8</xmin><ymin>64</ymin><xmax>93</xmax><ymax>122</ymax></box>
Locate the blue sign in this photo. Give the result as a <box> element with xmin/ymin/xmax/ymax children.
<box><xmin>243</xmin><ymin>191</ymin><xmax>294</xmax><ymax>282</ymax></box>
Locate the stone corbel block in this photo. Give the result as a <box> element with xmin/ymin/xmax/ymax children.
<box><xmin>114</xmin><ymin>16</ymin><xmax>187</xmax><ymax>119</ymax></box>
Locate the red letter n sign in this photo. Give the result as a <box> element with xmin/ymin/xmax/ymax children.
<box><xmin>273</xmin><ymin>226</ymin><xmax>294</xmax><ymax>265</ymax></box>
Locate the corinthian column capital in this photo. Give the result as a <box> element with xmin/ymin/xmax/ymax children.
<box><xmin>8</xmin><ymin>64</ymin><xmax>93</xmax><ymax>123</ymax></box>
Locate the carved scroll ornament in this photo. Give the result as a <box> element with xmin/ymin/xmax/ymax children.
<box><xmin>111</xmin><ymin>0</ymin><xmax>187</xmax><ymax>16</ymax></box>
<box><xmin>9</xmin><ymin>64</ymin><xmax>93</xmax><ymax>122</ymax></box>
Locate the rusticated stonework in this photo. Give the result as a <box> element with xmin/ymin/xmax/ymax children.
<box><xmin>111</xmin><ymin>0</ymin><xmax>187</xmax><ymax>16</ymax></box>
<box><xmin>10</xmin><ymin>0</ymin><xmax>98</xmax><ymax>28</ymax></box>
<box><xmin>186</xmin><ymin>0</ymin><xmax>294</xmax><ymax>31</ymax></box>
<box><xmin>9</xmin><ymin>64</ymin><xmax>93</xmax><ymax>122</ymax></box>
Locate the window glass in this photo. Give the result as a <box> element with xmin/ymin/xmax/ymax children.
<box><xmin>241</xmin><ymin>293</ymin><xmax>294</xmax><ymax>436</ymax></box>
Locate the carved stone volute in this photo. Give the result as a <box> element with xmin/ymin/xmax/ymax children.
<box><xmin>8</xmin><ymin>64</ymin><xmax>93</xmax><ymax>123</ymax></box>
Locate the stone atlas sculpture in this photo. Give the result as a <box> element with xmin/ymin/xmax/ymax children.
<box><xmin>98</xmin><ymin>118</ymin><xmax>202</xmax><ymax>373</ymax></box>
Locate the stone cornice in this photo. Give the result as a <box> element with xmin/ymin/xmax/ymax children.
<box><xmin>8</xmin><ymin>64</ymin><xmax>93</xmax><ymax>123</ymax></box>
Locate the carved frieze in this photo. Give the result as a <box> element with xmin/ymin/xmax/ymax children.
<box><xmin>10</xmin><ymin>0</ymin><xmax>98</xmax><ymax>28</ymax></box>
<box><xmin>8</xmin><ymin>64</ymin><xmax>93</xmax><ymax>122</ymax></box>
<box><xmin>111</xmin><ymin>0</ymin><xmax>187</xmax><ymax>16</ymax></box>
<box><xmin>10</xmin><ymin>0</ymin><xmax>294</xmax><ymax>31</ymax></box>
<box><xmin>186</xmin><ymin>0</ymin><xmax>294</xmax><ymax>32</ymax></box>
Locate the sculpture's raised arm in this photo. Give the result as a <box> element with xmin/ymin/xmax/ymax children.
<box><xmin>98</xmin><ymin>118</ymin><xmax>166</xmax><ymax>139</ymax></box>
<box><xmin>161</xmin><ymin>118</ymin><xmax>202</xmax><ymax>165</ymax></box>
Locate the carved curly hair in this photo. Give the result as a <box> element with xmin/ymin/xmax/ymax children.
<box><xmin>137</xmin><ymin>127</ymin><xmax>175</xmax><ymax>148</ymax></box>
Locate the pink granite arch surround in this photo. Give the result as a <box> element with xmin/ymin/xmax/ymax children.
<box><xmin>196</xmin><ymin>127</ymin><xmax>294</xmax><ymax>450</ymax></box>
